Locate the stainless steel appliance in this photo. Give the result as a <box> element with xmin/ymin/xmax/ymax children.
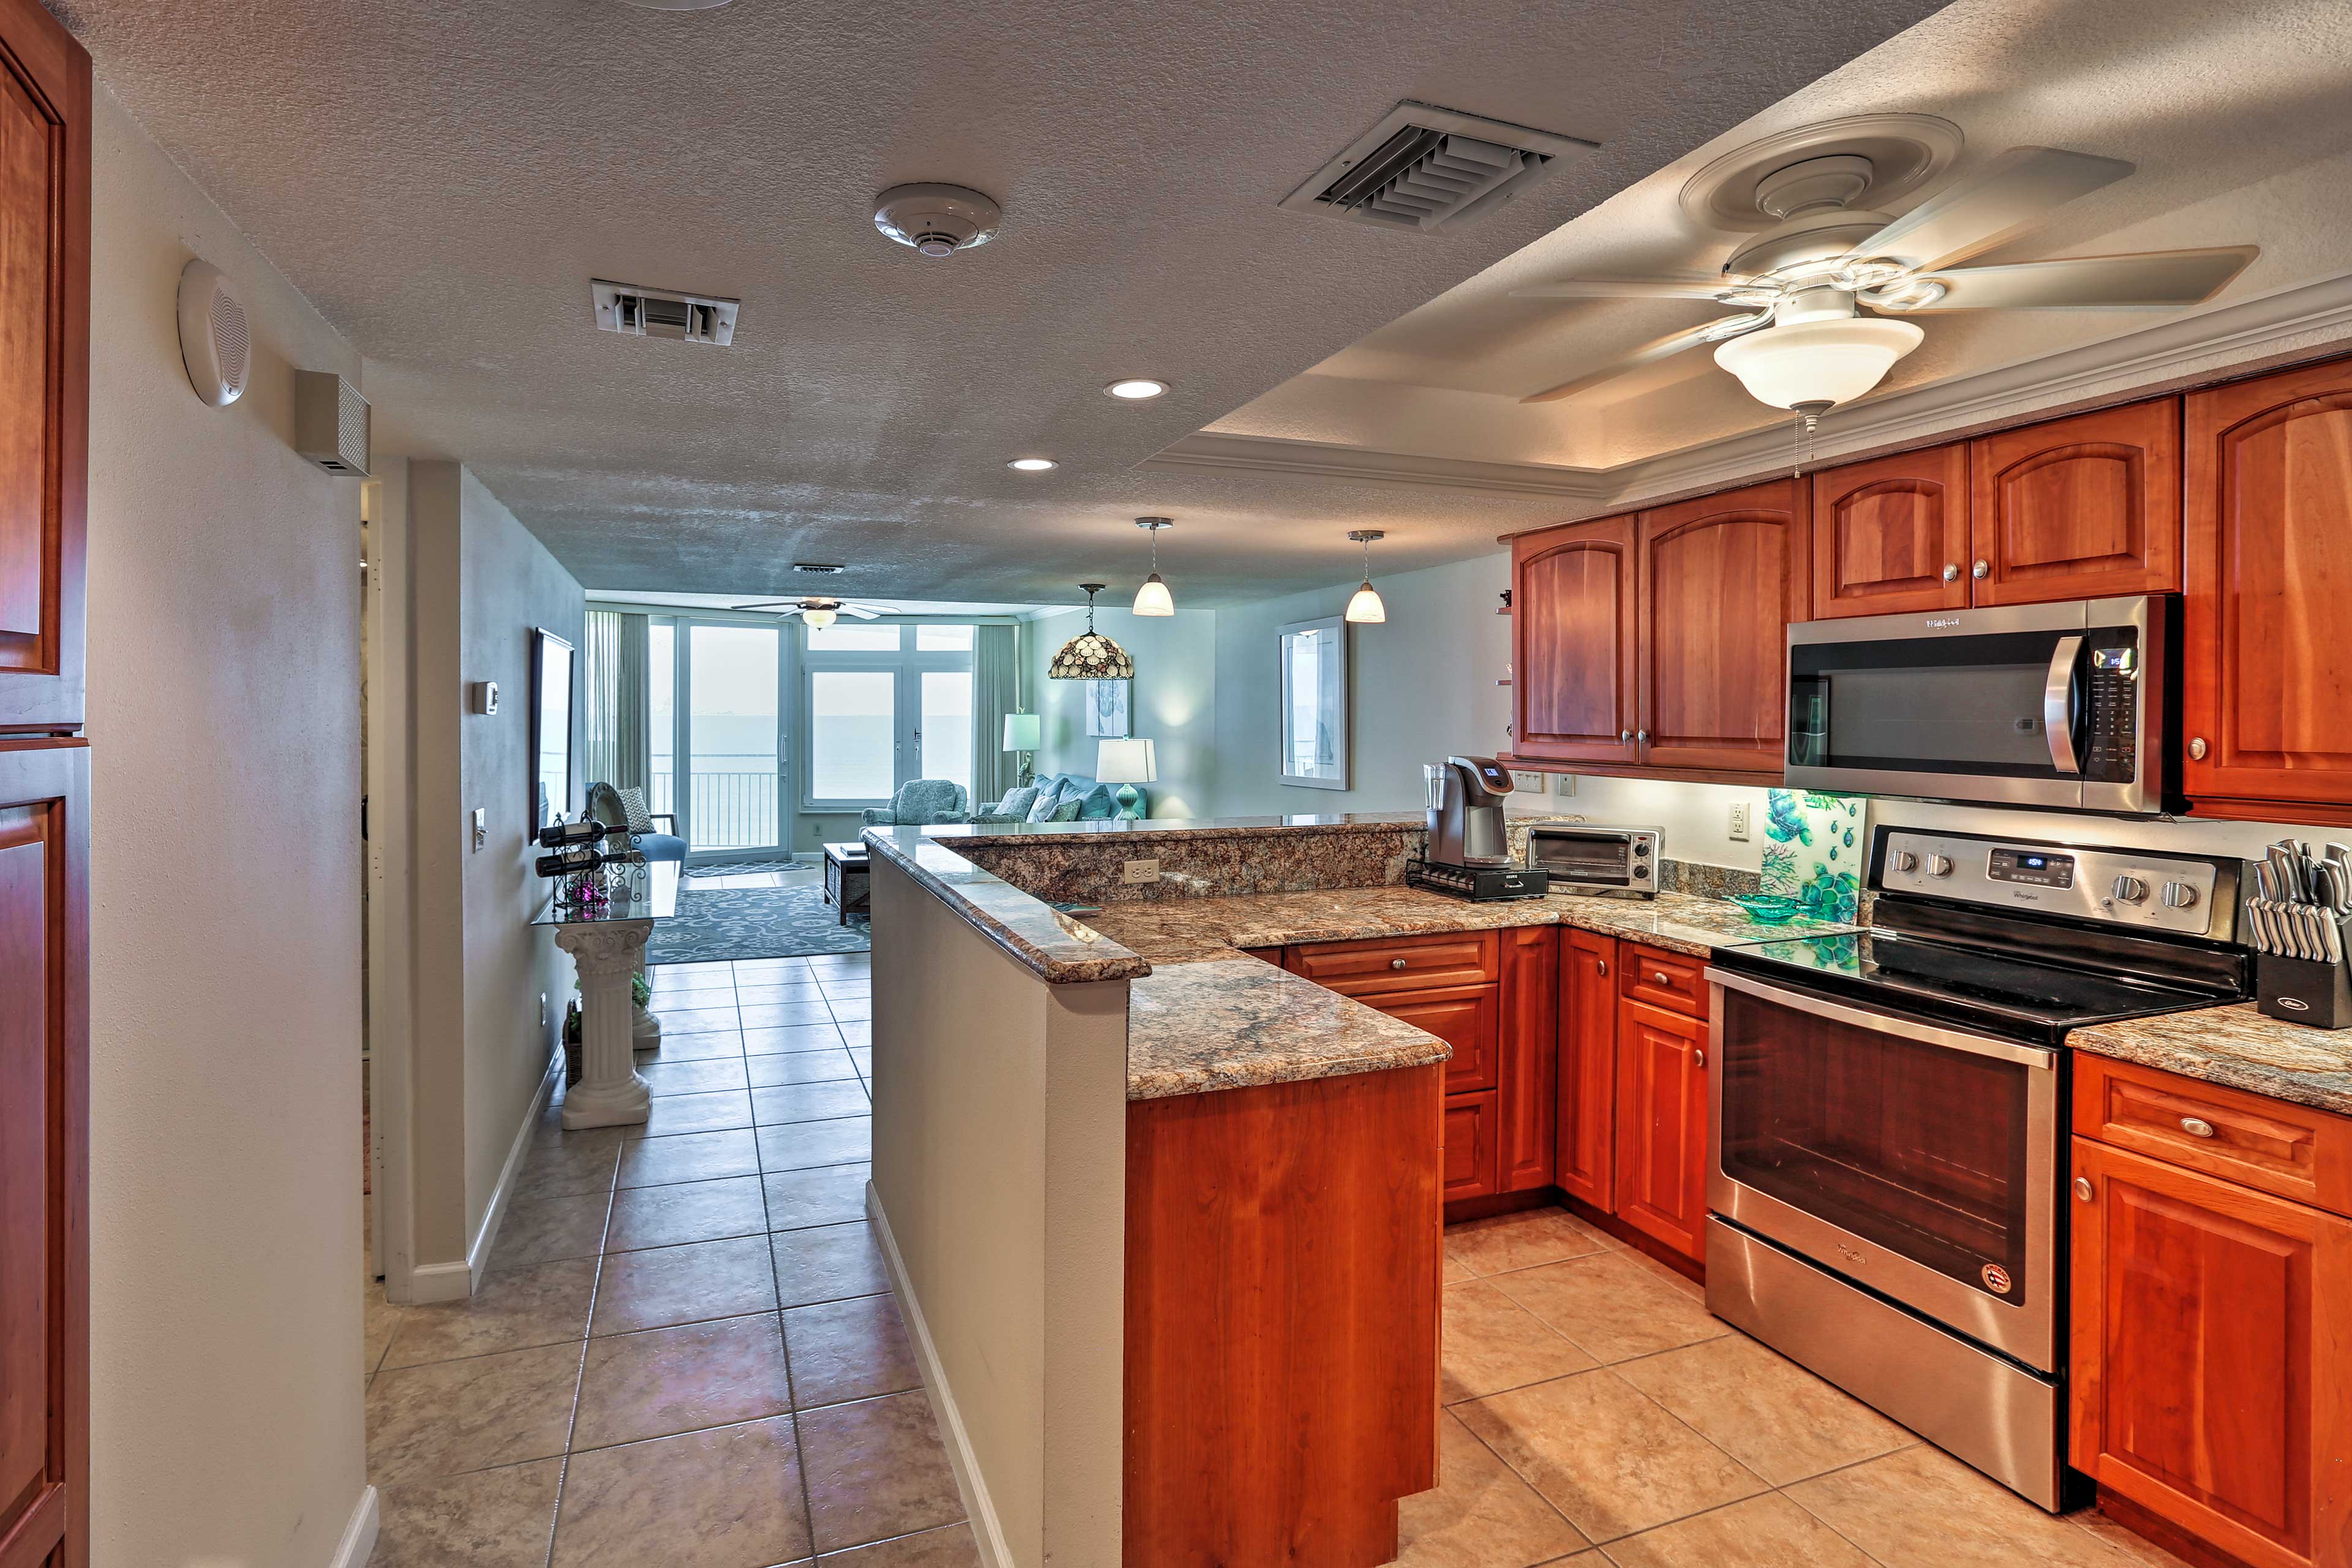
<box><xmin>1524</xmin><ymin>823</ymin><xmax>1663</xmax><ymax>898</ymax></box>
<box><xmin>1785</xmin><ymin>596</ymin><xmax>2170</xmax><ymax>813</ymax></box>
<box><xmin>1706</xmin><ymin>826</ymin><xmax>2248</xmax><ymax>1509</ymax></box>
<box><xmin>1423</xmin><ymin>756</ymin><xmax>1515</xmax><ymax>865</ymax></box>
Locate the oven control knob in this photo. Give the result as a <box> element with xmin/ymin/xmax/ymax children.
<box><xmin>2111</xmin><ymin>875</ymin><xmax>2148</xmax><ymax>904</ymax></box>
<box><xmin>2162</xmin><ymin>881</ymin><xmax>2199</xmax><ymax>909</ymax></box>
<box><xmin>1926</xmin><ymin>855</ymin><xmax>1953</xmax><ymax>878</ymax></box>
<box><xmin>1889</xmin><ymin>851</ymin><xmax>1918</xmax><ymax>873</ymax></box>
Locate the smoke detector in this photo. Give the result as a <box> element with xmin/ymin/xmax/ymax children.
<box><xmin>592</xmin><ymin>279</ymin><xmax>739</xmax><ymax>344</ymax></box>
<box><xmin>177</xmin><ymin>259</ymin><xmax>251</xmax><ymax>408</ymax></box>
<box><xmin>873</xmin><ymin>184</ymin><xmax>1001</xmax><ymax>257</ymax></box>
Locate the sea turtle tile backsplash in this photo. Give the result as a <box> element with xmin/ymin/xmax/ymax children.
<box><xmin>1761</xmin><ymin>789</ymin><xmax>1866</xmax><ymax>922</ymax></box>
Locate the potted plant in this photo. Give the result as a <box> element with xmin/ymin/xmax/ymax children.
<box><xmin>631</xmin><ymin>971</ymin><xmax>660</xmax><ymax>1045</ymax></box>
<box><xmin>562</xmin><ymin>999</ymin><xmax>584</xmax><ymax>1086</ymax></box>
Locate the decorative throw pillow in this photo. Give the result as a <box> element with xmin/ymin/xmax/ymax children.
<box><xmin>1050</xmin><ymin>795</ymin><xmax>1084</xmax><ymax>821</ymax></box>
<box><xmin>1077</xmin><ymin>782</ymin><xmax>1118</xmax><ymax>820</ymax></box>
<box><xmin>997</xmin><ymin>785</ymin><xmax>1041</xmax><ymax>820</ymax></box>
<box><xmin>1025</xmin><ymin>785</ymin><xmax>1066</xmax><ymax>823</ymax></box>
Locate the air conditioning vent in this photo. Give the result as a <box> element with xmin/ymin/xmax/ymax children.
<box><xmin>592</xmin><ymin>279</ymin><xmax>739</xmax><ymax>345</ymax></box>
<box><xmin>793</xmin><ymin>562</ymin><xmax>847</xmax><ymax>575</ymax></box>
<box><xmin>1280</xmin><ymin>102</ymin><xmax>1595</xmax><ymax>233</ymax></box>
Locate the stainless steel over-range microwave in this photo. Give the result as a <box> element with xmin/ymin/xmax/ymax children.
<box><xmin>1785</xmin><ymin>596</ymin><xmax>2170</xmax><ymax>813</ymax></box>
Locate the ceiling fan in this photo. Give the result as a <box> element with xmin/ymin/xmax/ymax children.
<box><xmin>728</xmin><ymin>595</ymin><xmax>888</xmax><ymax>630</ymax></box>
<box><xmin>1512</xmin><ymin>142</ymin><xmax>2258</xmax><ymax>415</ymax></box>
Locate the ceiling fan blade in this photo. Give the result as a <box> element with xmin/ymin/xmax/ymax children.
<box><xmin>1519</xmin><ymin>314</ymin><xmax>1770</xmax><ymax>404</ymax></box>
<box><xmin>1856</xmin><ymin>147</ymin><xmax>2135</xmax><ymax>270</ymax></box>
<box><xmin>838</xmin><ymin>605</ymin><xmax>884</xmax><ymax>619</ymax></box>
<box><xmin>1888</xmin><ymin>246</ymin><xmax>2258</xmax><ymax>312</ymax></box>
<box><xmin>1509</xmin><ymin>279</ymin><xmax>1736</xmax><ymax>301</ymax></box>
<box><xmin>730</xmin><ymin>601</ymin><xmax>800</xmax><ymax>611</ymax></box>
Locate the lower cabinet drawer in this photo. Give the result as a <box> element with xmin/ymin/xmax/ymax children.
<box><xmin>1619</xmin><ymin>943</ymin><xmax>1709</xmax><ymax>1016</ymax></box>
<box><xmin>1292</xmin><ymin>930</ymin><xmax>1499</xmax><ymax>997</ymax></box>
<box><xmin>1444</xmin><ymin>1091</ymin><xmax>1501</xmax><ymax>1203</ymax></box>
<box><xmin>2073</xmin><ymin>1054</ymin><xmax>2351</xmax><ymax>1216</ymax></box>
<box><xmin>1362</xmin><ymin>983</ymin><xmax>1500</xmax><ymax>1096</ymax></box>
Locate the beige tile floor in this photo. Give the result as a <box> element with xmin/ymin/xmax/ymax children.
<box><xmin>1406</xmin><ymin>1207</ymin><xmax>2197</xmax><ymax>1568</ymax></box>
<box><xmin>364</xmin><ymin>952</ymin><xmax>976</xmax><ymax>1567</ymax></box>
<box><xmin>366</xmin><ymin>965</ymin><xmax>2191</xmax><ymax>1568</ymax></box>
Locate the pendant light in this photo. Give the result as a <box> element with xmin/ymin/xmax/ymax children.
<box><xmin>1344</xmin><ymin>530</ymin><xmax>1387</xmax><ymax>624</ymax></box>
<box><xmin>1131</xmin><ymin>517</ymin><xmax>1175</xmax><ymax>616</ymax></box>
<box><xmin>1047</xmin><ymin>584</ymin><xmax>1136</xmax><ymax>679</ymax></box>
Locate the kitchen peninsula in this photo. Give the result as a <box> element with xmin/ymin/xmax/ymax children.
<box><xmin>860</xmin><ymin>813</ymin><xmax>1856</xmax><ymax>1568</ymax></box>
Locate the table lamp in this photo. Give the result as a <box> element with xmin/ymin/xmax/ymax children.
<box><xmin>1003</xmin><ymin>711</ymin><xmax>1041</xmax><ymax>786</ymax></box>
<box><xmin>1096</xmin><ymin>738</ymin><xmax>1156</xmax><ymax>821</ymax></box>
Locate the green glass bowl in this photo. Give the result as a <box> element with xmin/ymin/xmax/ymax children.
<box><xmin>1730</xmin><ymin>893</ymin><xmax>1801</xmax><ymax>924</ymax></box>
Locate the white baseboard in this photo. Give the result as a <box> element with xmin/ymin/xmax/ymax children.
<box><xmin>464</xmin><ymin>1051</ymin><xmax>562</xmax><ymax>1288</ymax></box>
<box><xmin>868</xmin><ymin>1185</ymin><xmax>1014</xmax><ymax>1568</ymax></box>
<box><xmin>328</xmin><ymin>1484</ymin><xmax>379</xmax><ymax>1568</ymax></box>
<box><xmin>405</xmin><ymin>1261</ymin><xmax>472</xmax><ymax>1305</ymax></box>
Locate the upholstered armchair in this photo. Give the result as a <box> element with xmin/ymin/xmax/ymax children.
<box><xmin>860</xmin><ymin>778</ymin><xmax>971</xmax><ymax>827</ymax></box>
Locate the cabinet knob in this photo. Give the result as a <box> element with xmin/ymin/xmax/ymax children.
<box><xmin>1942</xmin><ymin>564</ymin><xmax>1960</xmax><ymax>582</ymax></box>
<box><xmin>1596</xmin><ymin>959</ymin><xmax>1608</xmax><ymax>976</ymax></box>
<box><xmin>2188</xmin><ymin>736</ymin><xmax>2209</xmax><ymax>761</ymax></box>
<box><xmin>1972</xmin><ymin>559</ymin><xmax>1991</xmax><ymax>579</ymax></box>
<box><xmin>1654</xmin><ymin>971</ymin><xmax>1671</xmax><ymax>985</ymax></box>
<box><xmin>1692</xmin><ymin>1047</ymin><xmax>1705</xmax><ymax>1068</ymax></box>
<box><xmin>2179</xmin><ymin>1116</ymin><xmax>2216</xmax><ymax>1139</ymax></box>
<box><xmin>1389</xmin><ymin>957</ymin><xmax>1409</xmax><ymax>971</ymax></box>
<box><xmin>1637</xmin><ymin>729</ymin><xmax>1649</xmax><ymax>745</ymax></box>
<box><xmin>2074</xmin><ymin>1176</ymin><xmax>2095</xmax><ymax>1202</ymax></box>
<box><xmin>1620</xmin><ymin>729</ymin><xmax>1634</xmax><ymax>744</ymax></box>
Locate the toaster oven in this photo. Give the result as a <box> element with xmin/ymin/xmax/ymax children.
<box><xmin>1525</xmin><ymin>824</ymin><xmax>1664</xmax><ymax>898</ymax></box>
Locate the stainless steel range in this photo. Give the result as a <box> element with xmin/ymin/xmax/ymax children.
<box><xmin>1704</xmin><ymin>826</ymin><xmax>2250</xmax><ymax>1510</ymax></box>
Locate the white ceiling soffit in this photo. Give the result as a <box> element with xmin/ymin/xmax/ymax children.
<box><xmin>1213</xmin><ymin>0</ymin><xmax>2352</xmax><ymax>499</ymax></box>
<box><xmin>62</xmin><ymin>0</ymin><xmax>1951</xmax><ymax>607</ymax></box>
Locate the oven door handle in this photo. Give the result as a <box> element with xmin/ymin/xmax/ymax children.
<box><xmin>2044</xmin><ymin>634</ymin><xmax>2084</xmax><ymax>777</ymax></box>
<box><xmin>1709</xmin><ymin>968</ymin><xmax>2060</xmax><ymax>1069</ymax></box>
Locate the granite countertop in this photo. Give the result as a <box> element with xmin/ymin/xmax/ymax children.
<box><xmin>926</xmin><ymin>811</ymin><xmax>1426</xmax><ymax>843</ymax></box>
<box><xmin>2070</xmin><ymin>1004</ymin><xmax>2352</xmax><ymax>1117</ymax></box>
<box><xmin>1126</xmin><ymin>957</ymin><xmax>1454</xmax><ymax>1101</ymax></box>
<box><xmin>863</xmin><ymin>830</ymin><xmax>1151</xmax><ymax>984</ymax></box>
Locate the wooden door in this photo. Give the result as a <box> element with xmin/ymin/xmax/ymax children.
<box><xmin>1442</xmin><ymin>1093</ymin><xmax>1501</xmax><ymax>1204</ymax></box>
<box><xmin>0</xmin><ymin>741</ymin><xmax>88</xmax><ymax>1568</ymax></box>
<box><xmin>1808</xmin><ymin>444</ymin><xmax>1970</xmax><ymax>617</ymax></box>
<box><xmin>1555</xmin><ymin>929</ymin><xmax>1616</xmax><ymax>1212</ymax></box>
<box><xmin>2070</xmin><ymin>1137</ymin><xmax>2352</xmax><ymax>1568</ymax></box>
<box><xmin>2183</xmin><ymin>356</ymin><xmax>2352</xmax><ymax>819</ymax></box>
<box><xmin>1510</xmin><ymin>516</ymin><xmax>1638</xmax><ymax>764</ymax></box>
<box><xmin>1366</xmin><ymin>985</ymin><xmax>1498</xmax><ymax>1097</ymax></box>
<box><xmin>1496</xmin><ymin>925</ymin><xmax>1556</xmax><ymax>1193</ymax></box>
<box><xmin>1970</xmin><ymin>398</ymin><xmax>2182</xmax><ymax>605</ymax></box>
<box><xmin>0</xmin><ymin>0</ymin><xmax>88</xmax><ymax>734</ymax></box>
<box><xmin>1613</xmin><ymin>997</ymin><xmax>1709</xmax><ymax>1262</ymax></box>
<box><xmin>1636</xmin><ymin>478</ymin><xmax>1806</xmax><ymax>775</ymax></box>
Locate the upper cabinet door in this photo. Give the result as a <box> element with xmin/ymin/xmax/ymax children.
<box><xmin>0</xmin><ymin>0</ymin><xmax>89</xmax><ymax>733</ymax></box>
<box><xmin>1809</xmin><ymin>445</ymin><xmax>1971</xmax><ymax>617</ymax></box>
<box><xmin>2183</xmin><ymin>357</ymin><xmax>2352</xmax><ymax>815</ymax></box>
<box><xmin>1511</xmin><ymin>516</ymin><xmax>1638</xmax><ymax>764</ymax></box>
<box><xmin>1969</xmin><ymin>399</ymin><xmax>2182</xmax><ymax>606</ymax></box>
<box><xmin>1637</xmin><ymin>478</ymin><xmax>1806</xmax><ymax>775</ymax></box>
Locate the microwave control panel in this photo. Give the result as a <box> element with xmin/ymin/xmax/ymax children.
<box><xmin>1877</xmin><ymin>829</ymin><xmax>2222</xmax><ymax>938</ymax></box>
<box><xmin>2081</xmin><ymin>628</ymin><xmax>2142</xmax><ymax>785</ymax></box>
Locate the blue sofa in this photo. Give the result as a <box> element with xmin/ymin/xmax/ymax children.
<box><xmin>974</xmin><ymin>772</ymin><xmax>1147</xmax><ymax>823</ymax></box>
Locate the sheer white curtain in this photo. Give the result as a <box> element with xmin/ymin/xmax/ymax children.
<box><xmin>583</xmin><ymin>610</ymin><xmax>650</xmax><ymax>793</ymax></box>
<box><xmin>972</xmin><ymin>622</ymin><xmax>1020</xmax><ymax>804</ymax></box>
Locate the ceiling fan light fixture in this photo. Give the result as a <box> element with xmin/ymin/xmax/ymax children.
<box><xmin>1712</xmin><ymin>315</ymin><xmax>1923</xmax><ymax>412</ymax></box>
<box><xmin>1863</xmin><ymin>276</ymin><xmax>1948</xmax><ymax>312</ymax></box>
<box><xmin>802</xmin><ymin>606</ymin><xmax>839</xmax><ymax>631</ymax></box>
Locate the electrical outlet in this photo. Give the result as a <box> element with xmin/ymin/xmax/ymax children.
<box><xmin>1555</xmin><ymin>774</ymin><xmax>1577</xmax><ymax>797</ymax></box>
<box><xmin>1121</xmin><ymin>858</ymin><xmax>1161</xmax><ymax>886</ymax></box>
<box><xmin>1728</xmin><ymin>802</ymin><xmax>1751</xmax><ymax>842</ymax></box>
<box><xmin>472</xmin><ymin>807</ymin><xmax>488</xmax><ymax>852</ymax></box>
<box><xmin>539</xmin><ymin>992</ymin><xmax>549</xmax><ymax>1029</ymax></box>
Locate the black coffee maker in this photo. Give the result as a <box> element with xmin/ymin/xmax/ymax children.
<box><xmin>1410</xmin><ymin>755</ymin><xmax>1549</xmax><ymax>901</ymax></box>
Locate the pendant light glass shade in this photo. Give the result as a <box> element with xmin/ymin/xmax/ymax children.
<box><xmin>1131</xmin><ymin>517</ymin><xmax>1175</xmax><ymax>616</ymax></box>
<box><xmin>1344</xmin><ymin>581</ymin><xmax>1386</xmax><ymax>624</ymax></box>
<box><xmin>1048</xmin><ymin>584</ymin><xmax>1136</xmax><ymax>680</ymax></box>
<box><xmin>1712</xmin><ymin>315</ymin><xmax>1923</xmax><ymax>412</ymax></box>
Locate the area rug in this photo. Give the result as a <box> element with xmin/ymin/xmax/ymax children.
<box><xmin>647</xmin><ymin>883</ymin><xmax>872</xmax><ymax>963</ymax></box>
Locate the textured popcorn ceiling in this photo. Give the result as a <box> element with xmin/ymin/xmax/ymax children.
<box><xmin>61</xmin><ymin>0</ymin><xmax>1946</xmax><ymax>606</ymax></box>
<box><xmin>1225</xmin><ymin>0</ymin><xmax>2352</xmax><ymax>470</ymax></box>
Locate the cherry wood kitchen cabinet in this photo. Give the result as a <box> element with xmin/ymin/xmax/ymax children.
<box><xmin>2182</xmin><ymin>356</ymin><xmax>2352</xmax><ymax>823</ymax></box>
<box><xmin>1496</xmin><ymin>925</ymin><xmax>1558</xmax><ymax>1193</ymax></box>
<box><xmin>2070</xmin><ymin>1133</ymin><xmax>2352</xmax><ymax>1568</ymax></box>
<box><xmin>1636</xmin><ymin>478</ymin><xmax>1807</xmax><ymax>775</ymax></box>
<box><xmin>1509</xmin><ymin>514</ymin><xmax>1639</xmax><ymax>766</ymax></box>
<box><xmin>1554</xmin><ymin>928</ymin><xmax>1617</xmax><ymax>1212</ymax></box>
<box><xmin>1612</xmin><ymin>992</ymin><xmax>1712</xmax><ymax>1265</ymax></box>
<box><xmin>1809</xmin><ymin>443</ymin><xmax>1973</xmax><ymax>617</ymax></box>
<box><xmin>1969</xmin><ymin>399</ymin><xmax>2184</xmax><ymax>605</ymax></box>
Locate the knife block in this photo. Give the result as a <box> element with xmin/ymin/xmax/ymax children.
<box><xmin>2256</xmin><ymin>951</ymin><xmax>2352</xmax><ymax>1028</ymax></box>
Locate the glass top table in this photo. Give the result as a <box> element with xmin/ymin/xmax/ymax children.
<box><xmin>531</xmin><ymin>856</ymin><xmax>679</xmax><ymax>927</ymax></box>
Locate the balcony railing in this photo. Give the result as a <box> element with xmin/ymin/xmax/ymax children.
<box><xmin>649</xmin><ymin>765</ymin><xmax>778</xmax><ymax>851</ymax></box>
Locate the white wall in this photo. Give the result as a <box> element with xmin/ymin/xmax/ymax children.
<box><xmin>1208</xmin><ymin>549</ymin><xmax>2352</xmax><ymax>869</ymax></box>
<box><xmin>1027</xmin><ymin>606</ymin><xmax>1217</xmax><ymax>818</ymax></box>
<box><xmin>84</xmin><ymin>85</ymin><xmax>371</xmax><ymax>1568</ymax></box>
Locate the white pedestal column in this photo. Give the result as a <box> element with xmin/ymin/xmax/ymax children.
<box><xmin>557</xmin><ymin>919</ymin><xmax>654</xmax><ymax>1129</ymax></box>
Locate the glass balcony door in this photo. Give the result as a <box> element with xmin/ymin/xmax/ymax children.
<box><xmin>650</xmin><ymin>619</ymin><xmax>791</xmax><ymax>861</ymax></box>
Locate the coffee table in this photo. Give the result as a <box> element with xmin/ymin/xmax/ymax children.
<box><xmin>824</xmin><ymin>842</ymin><xmax>871</xmax><ymax>924</ymax></box>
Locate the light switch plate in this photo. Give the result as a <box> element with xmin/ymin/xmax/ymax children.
<box><xmin>1509</xmin><ymin>769</ymin><xmax>1545</xmax><ymax>793</ymax></box>
<box><xmin>472</xmin><ymin>807</ymin><xmax>488</xmax><ymax>852</ymax></box>
<box><xmin>1121</xmin><ymin>858</ymin><xmax>1161</xmax><ymax>886</ymax></box>
<box><xmin>1729</xmin><ymin>802</ymin><xmax>1751</xmax><ymax>842</ymax></box>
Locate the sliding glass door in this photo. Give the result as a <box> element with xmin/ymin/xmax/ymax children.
<box><xmin>687</xmin><ymin>624</ymin><xmax>783</xmax><ymax>854</ymax></box>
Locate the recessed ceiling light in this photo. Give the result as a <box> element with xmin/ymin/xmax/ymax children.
<box><xmin>1104</xmin><ymin>379</ymin><xmax>1169</xmax><ymax>401</ymax></box>
<box><xmin>1007</xmin><ymin>457</ymin><xmax>1058</xmax><ymax>472</ymax></box>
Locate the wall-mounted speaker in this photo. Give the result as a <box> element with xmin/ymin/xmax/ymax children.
<box><xmin>176</xmin><ymin>258</ymin><xmax>250</xmax><ymax>408</ymax></box>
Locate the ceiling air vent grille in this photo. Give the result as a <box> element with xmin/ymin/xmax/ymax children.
<box><xmin>793</xmin><ymin>563</ymin><xmax>847</xmax><ymax>575</ymax></box>
<box><xmin>592</xmin><ymin>279</ymin><xmax>740</xmax><ymax>345</ymax></box>
<box><xmin>1280</xmin><ymin>102</ymin><xmax>1595</xmax><ymax>233</ymax></box>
